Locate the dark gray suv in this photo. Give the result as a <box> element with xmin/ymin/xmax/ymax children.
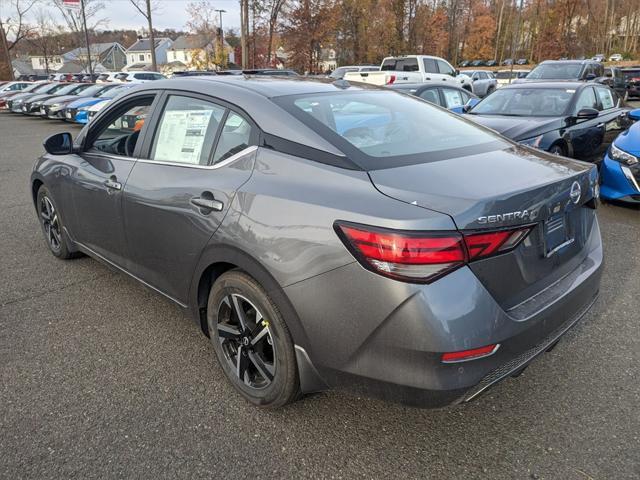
<box><xmin>31</xmin><ymin>77</ymin><xmax>603</xmax><ymax>408</ymax></box>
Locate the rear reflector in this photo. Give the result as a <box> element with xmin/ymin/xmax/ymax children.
<box><xmin>335</xmin><ymin>222</ymin><xmax>532</xmax><ymax>283</ymax></box>
<box><xmin>441</xmin><ymin>344</ymin><xmax>500</xmax><ymax>363</ymax></box>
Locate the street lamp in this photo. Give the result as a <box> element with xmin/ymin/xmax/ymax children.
<box><xmin>214</xmin><ymin>9</ymin><xmax>226</xmax><ymax>68</ymax></box>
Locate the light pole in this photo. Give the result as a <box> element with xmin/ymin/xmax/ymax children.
<box><xmin>214</xmin><ymin>9</ymin><xmax>226</xmax><ymax>68</ymax></box>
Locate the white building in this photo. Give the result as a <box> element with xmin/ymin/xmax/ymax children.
<box><xmin>125</xmin><ymin>37</ymin><xmax>173</xmax><ymax>70</ymax></box>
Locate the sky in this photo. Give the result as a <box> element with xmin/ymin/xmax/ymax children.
<box><xmin>2</xmin><ymin>0</ymin><xmax>242</xmax><ymax>34</ymax></box>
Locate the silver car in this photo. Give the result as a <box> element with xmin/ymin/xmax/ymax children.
<box><xmin>461</xmin><ymin>70</ymin><xmax>498</xmax><ymax>97</ymax></box>
<box><xmin>31</xmin><ymin>77</ymin><xmax>603</xmax><ymax>408</ymax></box>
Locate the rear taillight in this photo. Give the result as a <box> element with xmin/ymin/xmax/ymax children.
<box><xmin>335</xmin><ymin>222</ymin><xmax>532</xmax><ymax>283</ymax></box>
<box><xmin>386</xmin><ymin>74</ymin><xmax>397</xmax><ymax>85</ymax></box>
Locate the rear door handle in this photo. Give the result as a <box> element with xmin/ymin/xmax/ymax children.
<box><xmin>191</xmin><ymin>196</ymin><xmax>223</xmax><ymax>212</ymax></box>
<box><xmin>104</xmin><ymin>177</ymin><xmax>122</xmax><ymax>191</ymax></box>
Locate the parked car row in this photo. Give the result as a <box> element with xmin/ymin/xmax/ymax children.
<box><xmin>459</xmin><ymin>58</ymin><xmax>529</xmax><ymax>67</ymax></box>
<box><xmin>48</xmin><ymin>71</ymin><xmax>167</xmax><ymax>84</ymax></box>
<box><xmin>0</xmin><ymin>80</ymin><xmax>134</xmax><ymax>124</ymax></box>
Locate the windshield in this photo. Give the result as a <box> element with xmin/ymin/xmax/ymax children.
<box><xmin>79</xmin><ymin>85</ymin><xmax>106</xmax><ymax>97</ymax></box>
<box><xmin>277</xmin><ymin>90</ymin><xmax>504</xmax><ymax>164</ymax></box>
<box><xmin>527</xmin><ymin>63</ymin><xmax>582</xmax><ymax>80</ymax></box>
<box><xmin>496</xmin><ymin>71</ymin><xmax>512</xmax><ymax>79</ymax></box>
<box><xmin>470</xmin><ymin>88</ymin><xmax>573</xmax><ymax>116</ymax></box>
<box><xmin>53</xmin><ymin>84</ymin><xmax>82</xmax><ymax>95</ymax></box>
<box><xmin>100</xmin><ymin>87</ymin><xmax>128</xmax><ymax>99</ymax></box>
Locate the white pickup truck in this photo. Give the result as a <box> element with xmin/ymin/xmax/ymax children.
<box><xmin>343</xmin><ymin>55</ymin><xmax>473</xmax><ymax>90</ymax></box>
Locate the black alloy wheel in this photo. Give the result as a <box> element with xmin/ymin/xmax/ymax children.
<box><xmin>217</xmin><ymin>293</ymin><xmax>276</xmax><ymax>389</ymax></box>
<box><xmin>40</xmin><ymin>194</ymin><xmax>62</xmax><ymax>253</ymax></box>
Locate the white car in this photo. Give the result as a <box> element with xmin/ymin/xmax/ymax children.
<box><xmin>344</xmin><ymin>55</ymin><xmax>473</xmax><ymax>91</ymax></box>
<box><xmin>114</xmin><ymin>71</ymin><xmax>166</xmax><ymax>83</ymax></box>
<box><xmin>96</xmin><ymin>72</ymin><xmax>123</xmax><ymax>83</ymax></box>
<box><xmin>609</xmin><ymin>53</ymin><xmax>623</xmax><ymax>62</ymax></box>
<box><xmin>329</xmin><ymin>65</ymin><xmax>379</xmax><ymax>80</ymax></box>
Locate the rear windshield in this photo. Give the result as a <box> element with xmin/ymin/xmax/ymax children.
<box><xmin>470</xmin><ymin>87</ymin><xmax>573</xmax><ymax>116</ymax></box>
<box><xmin>527</xmin><ymin>63</ymin><xmax>582</xmax><ymax>80</ymax></box>
<box><xmin>622</xmin><ymin>70</ymin><xmax>640</xmax><ymax>81</ymax></box>
<box><xmin>274</xmin><ymin>90</ymin><xmax>506</xmax><ymax>168</ymax></box>
<box><xmin>495</xmin><ymin>71</ymin><xmax>512</xmax><ymax>79</ymax></box>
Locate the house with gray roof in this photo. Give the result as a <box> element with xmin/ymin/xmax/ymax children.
<box><xmin>126</xmin><ymin>37</ymin><xmax>173</xmax><ymax>69</ymax></box>
<box><xmin>63</xmin><ymin>42</ymin><xmax>127</xmax><ymax>71</ymax></box>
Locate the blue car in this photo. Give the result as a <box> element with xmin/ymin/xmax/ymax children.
<box><xmin>600</xmin><ymin>108</ymin><xmax>640</xmax><ymax>203</ymax></box>
<box><xmin>62</xmin><ymin>84</ymin><xmax>131</xmax><ymax>123</ymax></box>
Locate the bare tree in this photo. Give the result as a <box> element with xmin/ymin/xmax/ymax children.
<box><xmin>52</xmin><ymin>0</ymin><xmax>107</xmax><ymax>71</ymax></box>
<box><xmin>265</xmin><ymin>0</ymin><xmax>286</xmax><ymax>66</ymax></box>
<box><xmin>1</xmin><ymin>0</ymin><xmax>39</xmax><ymax>80</ymax></box>
<box><xmin>129</xmin><ymin>0</ymin><xmax>161</xmax><ymax>71</ymax></box>
<box><xmin>27</xmin><ymin>9</ymin><xmax>61</xmax><ymax>74</ymax></box>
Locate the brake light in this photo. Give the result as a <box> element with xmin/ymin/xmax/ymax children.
<box><xmin>335</xmin><ymin>222</ymin><xmax>532</xmax><ymax>283</ymax></box>
<box><xmin>386</xmin><ymin>75</ymin><xmax>396</xmax><ymax>85</ymax></box>
<box><xmin>442</xmin><ymin>344</ymin><xmax>499</xmax><ymax>363</ymax></box>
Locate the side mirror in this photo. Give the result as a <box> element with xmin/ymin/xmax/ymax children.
<box><xmin>585</xmin><ymin>73</ymin><xmax>596</xmax><ymax>81</ymax></box>
<box><xmin>462</xmin><ymin>98</ymin><xmax>480</xmax><ymax>113</ymax></box>
<box><xmin>575</xmin><ymin>108</ymin><xmax>599</xmax><ymax>120</ymax></box>
<box><xmin>455</xmin><ymin>69</ymin><xmax>460</xmax><ymax>76</ymax></box>
<box><xmin>43</xmin><ymin>132</ymin><xmax>74</xmax><ymax>155</ymax></box>
<box><xmin>628</xmin><ymin>108</ymin><xmax>640</xmax><ymax>121</ymax></box>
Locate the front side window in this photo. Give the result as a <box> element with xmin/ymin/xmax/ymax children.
<box><xmin>282</xmin><ymin>90</ymin><xmax>503</xmax><ymax>161</ymax></box>
<box><xmin>91</xmin><ymin>97</ymin><xmax>153</xmax><ymax>156</ymax></box>
<box><xmin>212</xmin><ymin>112</ymin><xmax>253</xmax><ymax>163</ymax></box>
<box><xmin>151</xmin><ymin>95</ymin><xmax>225</xmax><ymax>165</ymax></box>
<box><xmin>437</xmin><ymin>59</ymin><xmax>455</xmax><ymax>76</ymax></box>
<box><xmin>595</xmin><ymin>87</ymin><xmax>615</xmax><ymax>110</ymax></box>
<box><xmin>418</xmin><ymin>88</ymin><xmax>439</xmax><ymax>105</ymax></box>
<box><xmin>574</xmin><ymin>87</ymin><xmax>598</xmax><ymax>112</ymax></box>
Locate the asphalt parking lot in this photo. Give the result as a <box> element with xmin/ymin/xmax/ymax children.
<box><xmin>1</xmin><ymin>112</ymin><xmax>639</xmax><ymax>480</ymax></box>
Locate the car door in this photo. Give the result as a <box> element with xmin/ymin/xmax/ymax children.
<box><xmin>122</xmin><ymin>92</ymin><xmax>259</xmax><ymax>303</ymax></box>
<box><xmin>594</xmin><ymin>85</ymin><xmax>628</xmax><ymax>156</ymax></box>
<box><xmin>566</xmin><ymin>86</ymin><xmax>604</xmax><ymax>160</ymax></box>
<box><xmin>64</xmin><ymin>91</ymin><xmax>159</xmax><ymax>268</ymax></box>
<box><xmin>436</xmin><ymin>59</ymin><xmax>456</xmax><ymax>84</ymax></box>
<box><xmin>421</xmin><ymin>58</ymin><xmax>440</xmax><ymax>82</ymax></box>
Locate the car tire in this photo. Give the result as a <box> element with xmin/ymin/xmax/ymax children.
<box><xmin>486</xmin><ymin>86</ymin><xmax>495</xmax><ymax>96</ymax></box>
<box><xmin>36</xmin><ymin>185</ymin><xmax>80</xmax><ymax>260</ymax></box>
<box><xmin>207</xmin><ymin>270</ymin><xmax>300</xmax><ymax>408</ymax></box>
<box><xmin>548</xmin><ymin>143</ymin><xmax>566</xmax><ymax>156</ymax></box>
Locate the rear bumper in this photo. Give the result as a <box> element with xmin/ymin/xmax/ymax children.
<box><xmin>285</xmin><ymin>216</ymin><xmax>603</xmax><ymax>407</ymax></box>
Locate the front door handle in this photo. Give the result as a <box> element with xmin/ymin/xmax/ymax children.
<box><xmin>191</xmin><ymin>196</ymin><xmax>223</xmax><ymax>212</ymax></box>
<box><xmin>104</xmin><ymin>177</ymin><xmax>122</xmax><ymax>191</ymax></box>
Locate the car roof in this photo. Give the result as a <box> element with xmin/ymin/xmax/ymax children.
<box><xmin>538</xmin><ymin>60</ymin><xmax>593</xmax><ymax>65</ymax></box>
<box><xmin>500</xmin><ymin>81</ymin><xmax>587</xmax><ymax>89</ymax></box>
<box><xmin>135</xmin><ymin>75</ymin><xmax>380</xmax><ymax>98</ymax></box>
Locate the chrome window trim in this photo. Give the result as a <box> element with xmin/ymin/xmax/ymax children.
<box><xmin>136</xmin><ymin>145</ymin><xmax>258</xmax><ymax>170</ymax></box>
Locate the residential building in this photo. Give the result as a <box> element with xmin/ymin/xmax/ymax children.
<box><xmin>126</xmin><ymin>37</ymin><xmax>173</xmax><ymax>70</ymax></box>
<box><xmin>30</xmin><ymin>55</ymin><xmax>64</xmax><ymax>72</ymax></box>
<box><xmin>64</xmin><ymin>42</ymin><xmax>127</xmax><ymax>71</ymax></box>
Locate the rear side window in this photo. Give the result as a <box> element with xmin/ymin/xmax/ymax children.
<box><xmin>150</xmin><ymin>95</ymin><xmax>225</xmax><ymax>165</ymax></box>
<box><xmin>212</xmin><ymin>112</ymin><xmax>253</xmax><ymax>163</ymax></box>
<box><xmin>400</xmin><ymin>58</ymin><xmax>419</xmax><ymax>72</ymax></box>
<box><xmin>423</xmin><ymin>58</ymin><xmax>438</xmax><ymax>74</ymax></box>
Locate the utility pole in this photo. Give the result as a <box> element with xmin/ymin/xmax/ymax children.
<box><xmin>214</xmin><ymin>9</ymin><xmax>226</xmax><ymax>68</ymax></box>
<box><xmin>80</xmin><ymin>0</ymin><xmax>93</xmax><ymax>76</ymax></box>
<box><xmin>145</xmin><ymin>0</ymin><xmax>157</xmax><ymax>71</ymax></box>
<box><xmin>240</xmin><ymin>0</ymin><xmax>248</xmax><ymax>69</ymax></box>
<box><xmin>0</xmin><ymin>17</ymin><xmax>14</xmax><ymax>81</ymax></box>
<box><xmin>508</xmin><ymin>0</ymin><xmax>523</xmax><ymax>82</ymax></box>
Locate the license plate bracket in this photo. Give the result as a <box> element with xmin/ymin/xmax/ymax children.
<box><xmin>544</xmin><ymin>214</ymin><xmax>573</xmax><ymax>257</ymax></box>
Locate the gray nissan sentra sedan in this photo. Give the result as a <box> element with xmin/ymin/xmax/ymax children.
<box><xmin>31</xmin><ymin>77</ymin><xmax>603</xmax><ymax>408</ymax></box>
